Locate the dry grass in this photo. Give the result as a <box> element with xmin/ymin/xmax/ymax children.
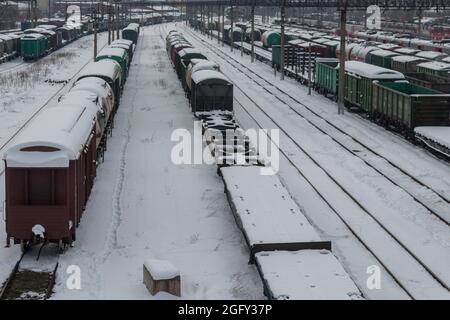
<box><xmin>0</xmin><ymin>51</ymin><xmax>77</xmax><ymax>90</ymax></box>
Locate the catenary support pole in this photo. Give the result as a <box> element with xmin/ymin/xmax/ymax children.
<box><xmin>280</xmin><ymin>2</ymin><xmax>285</xmax><ymax>80</ymax></box>
<box><xmin>338</xmin><ymin>8</ymin><xmax>347</xmax><ymax>115</ymax></box>
<box><xmin>251</xmin><ymin>1</ymin><xmax>255</xmax><ymax>63</ymax></box>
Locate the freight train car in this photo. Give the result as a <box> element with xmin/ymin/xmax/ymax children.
<box><xmin>190</xmin><ymin>70</ymin><xmax>233</xmax><ymax>114</ymax></box>
<box><xmin>372</xmin><ymin>81</ymin><xmax>450</xmax><ymax>135</ymax></box>
<box><xmin>405</xmin><ymin>72</ymin><xmax>450</xmax><ymax>93</ymax></box>
<box><xmin>3</xmin><ymin>102</ymin><xmax>99</xmax><ymax>250</ymax></box>
<box><xmin>77</xmin><ymin>60</ymin><xmax>122</xmax><ymax>110</ymax></box>
<box><xmin>20</xmin><ymin>33</ymin><xmax>48</xmax><ymax>60</ymax></box>
<box><xmin>96</xmin><ymin>47</ymin><xmax>129</xmax><ymax>86</ymax></box>
<box><xmin>344</xmin><ymin>61</ymin><xmax>405</xmax><ymax>112</ymax></box>
<box><xmin>122</xmin><ymin>23</ymin><xmax>140</xmax><ymax>44</ymax></box>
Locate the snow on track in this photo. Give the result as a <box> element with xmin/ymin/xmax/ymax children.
<box><xmin>178</xmin><ymin>24</ymin><xmax>450</xmax><ymax>299</ymax></box>
<box><xmin>52</xmin><ymin>25</ymin><xmax>263</xmax><ymax>299</ymax></box>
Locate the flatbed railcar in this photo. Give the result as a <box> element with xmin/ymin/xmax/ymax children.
<box><xmin>415</xmin><ymin>127</ymin><xmax>450</xmax><ymax>159</ymax></box>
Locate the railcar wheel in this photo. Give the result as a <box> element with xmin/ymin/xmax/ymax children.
<box><xmin>58</xmin><ymin>240</ymin><xmax>65</xmax><ymax>254</ymax></box>
<box><xmin>20</xmin><ymin>240</ymin><xmax>28</xmax><ymax>253</ymax></box>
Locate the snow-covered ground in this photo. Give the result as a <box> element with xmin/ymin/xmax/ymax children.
<box><xmin>1</xmin><ymin>22</ymin><xmax>450</xmax><ymax>300</ymax></box>
<box><xmin>175</xmin><ymin>24</ymin><xmax>450</xmax><ymax>299</ymax></box>
<box><xmin>51</xmin><ymin>25</ymin><xmax>263</xmax><ymax>299</ymax></box>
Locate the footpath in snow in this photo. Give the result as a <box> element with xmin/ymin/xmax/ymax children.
<box><xmin>51</xmin><ymin>25</ymin><xmax>263</xmax><ymax>299</ymax></box>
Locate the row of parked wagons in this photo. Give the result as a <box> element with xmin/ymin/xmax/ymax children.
<box><xmin>166</xmin><ymin>29</ymin><xmax>362</xmax><ymax>300</ymax></box>
<box><xmin>166</xmin><ymin>31</ymin><xmax>233</xmax><ymax>114</ymax></box>
<box><xmin>313</xmin><ymin>59</ymin><xmax>450</xmax><ymax>136</ymax></box>
<box><xmin>3</xmin><ymin>24</ymin><xmax>138</xmax><ymax>252</ymax></box>
<box><xmin>0</xmin><ymin>23</ymin><xmax>88</xmax><ymax>62</ymax></box>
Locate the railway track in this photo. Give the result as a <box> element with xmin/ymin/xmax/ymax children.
<box><xmin>0</xmin><ymin>244</ymin><xmax>59</xmax><ymax>300</ymax></box>
<box><xmin>184</xmin><ymin>26</ymin><xmax>450</xmax><ymax>225</ymax></box>
<box><xmin>177</xmin><ymin>25</ymin><xmax>450</xmax><ymax>298</ymax></box>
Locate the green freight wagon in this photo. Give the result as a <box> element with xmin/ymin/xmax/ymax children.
<box><xmin>20</xmin><ymin>20</ymin><xmax>33</xmax><ymax>31</ymax></box>
<box><xmin>344</xmin><ymin>61</ymin><xmax>405</xmax><ymax>113</ymax></box>
<box><xmin>96</xmin><ymin>47</ymin><xmax>129</xmax><ymax>86</ymax></box>
<box><xmin>271</xmin><ymin>45</ymin><xmax>294</xmax><ymax>70</ymax></box>
<box><xmin>231</xmin><ymin>29</ymin><xmax>244</xmax><ymax>42</ymax></box>
<box><xmin>314</xmin><ymin>58</ymin><xmax>339</xmax><ymax>98</ymax></box>
<box><xmin>405</xmin><ymin>72</ymin><xmax>450</xmax><ymax>93</ymax></box>
<box><xmin>122</xmin><ymin>24</ymin><xmax>139</xmax><ymax>44</ymax></box>
<box><xmin>372</xmin><ymin>81</ymin><xmax>450</xmax><ymax>132</ymax></box>
<box><xmin>416</xmin><ymin>62</ymin><xmax>450</xmax><ymax>78</ymax></box>
<box><xmin>366</xmin><ymin>50</ymin><xmax>399</xmax><ymax>69</ymax></box>
<box><xmin>176</xmin><ymin>48</ymin><xmax>207</xmax><ymax>85</ymax></box>
<box><xmin>20</xmin><ymin>33</ymin><xmax>48</xmax><ymax>60</ymax></box>
<box><xmin>77</xmin><ymin>60</ymin><xmax>122</xmax><ymax>111</ymax></box>
<box><xmin>391</xmin><ymin>56</ymin><xmax>427</xmax><ymax>74</ymax></box>
<box><xmin>223</xmin><ymin>25</ymin><xmax>232</xmax><ymax>43</ymax></box>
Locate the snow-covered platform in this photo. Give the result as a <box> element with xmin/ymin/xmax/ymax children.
<box><xmin>220</xmin><ymin>166</ymin><xmax>331</xmax><ymax>258</ymax></box>
<box><xmin>255</xmin><ymin>250</ymin><xmax>362</xmax><ymax>300</ymax></box>
<box><xmin>415</xmin><ymin>126</ymin><xmax>450</xmax><ymax>158</ymax></box>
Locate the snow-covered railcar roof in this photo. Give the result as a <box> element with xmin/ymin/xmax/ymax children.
<box><xmin>417</xmin><ymin>61</ymin><xmax>450</xmax><ymax>71</ymax></box>
<box><xmin>394</xmin><ymin>48</ymin><xmax>420</xmax><ymax>55</ymax></box>
<box><xmin>220</xmin><ymin>166</ymin><xmax>323</xmax><ymax>248</ymax></box>
<box><xmin>179</xmin><ymin>48</ymin><xmax>205</xmax><ymax>58</ymax></box>
<box><xmin>72</xmin><ymin>77</ymin><xmax>114</xmax><ymax>105</ymax></box>
<box><xmin>21</xmin><ymin>33</ymin><xmax>46</xmax><ymax>40</ymax></box>
<box><xmin>369</xmin><ymin>49</ymin><xmax>399</xmax><ymax>57</ymax></box>
<box><xmin>191</xmin><ymin>60</ymin><xmax>219</xmax><ymax>74</ymax></box>
<box><xmin>345</xmin><ymin>61</ymin><xmax>405</xmax><ymax>79</ymax></box>
<box><xmin>37</xmin><ymin>24</ymin><xmax>57</xmax><ymax>30</ymax></box>
<box><xmin>392</xmin><ymin>55</ymin><xmax>426</xmax><ymax>63</ymax></box>
<box><xmin>255</xmin><ymin>250</ymin><xmax>362</xmax><ymax>300</ymax></box>
<box><xmin>109</xmin><ymin>43</ymin><xmax>130</xmax><ymax>52</ymax></box>
<box><xmin>415</xmin><ymin>51</ymin><xmax>448</xmax><ymax>60</ymax></box>
<box><xmin>111</xmin><ymin>39</ymin><xmax>133</xmax><ymax>50</ymax></box>
<box><xmin>97</xmin><ymin>47</ymin><xmax>127</xmax><ymax>58</ymax></box>
<box><xmin>192</xmin><ymin>70</ymin><xmax>229</xmax><ymax>84</ymax></box>
<box><xmin>4</xmin><ymin>104</ymin><xmax>98</xmax><ymax>167</ymax></box>
<box><xmin>77</xmin><ymin>60</ymin><xmax>121</xmax><ymax>82</ymax></box>
<box><xmin>288</xmin><ymin>39</ymin><xmax>305</xmax><ymax>45</ymax></box>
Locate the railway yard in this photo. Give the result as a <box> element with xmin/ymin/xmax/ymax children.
<box><xmin>1</xmin><ymin>1</ymin><xmax>450</xmax><ymax>302</ymax></box>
